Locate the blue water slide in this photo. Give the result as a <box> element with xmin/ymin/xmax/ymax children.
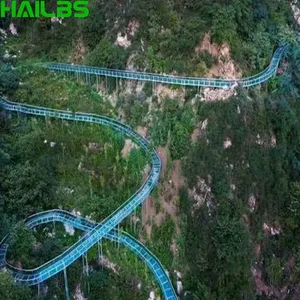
<box><xmin>0</xmin><ymin>98</ymin><xmax>176</xmax><ymax>300</ymax></box>
<box><xmin>45</xmin><ymin>45</ymin><xmax>288</xmax><ymax>88</ymax></box>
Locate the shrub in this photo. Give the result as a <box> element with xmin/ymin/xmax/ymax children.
<box><xmin>86</xmin><ymin>38</ymin><xmax>127</xmax><ymax>69</ymax></box>
<box><xmin>0</xmin><ymin>65</ymin><xmax>19</xmax><ymax>95</ymax></box>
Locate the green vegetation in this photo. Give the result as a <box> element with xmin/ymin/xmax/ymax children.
<box><xmin>149</xmin><ymin>216</ymin><xmax>176</xmax><ymax>268</ymax></box>
<box><xmin>2</xmin><ymin>0</ymin><xmax>296</xmax><ymax>75</ymax></box>
<box><xmin>14</xmin><ymin>66</ymin><xmax>114</xmax><ymax>114</ymax></box>
<box><xmin>0</xmin><ymin>67</ymin><xmax>151</xmax><ymax>298</ymax></box>
<box><xmin>151</xmin><ymin>99</ymin><xmax>195</xmax><ymax>159</ymax></box>
<box><xmin>86</xmin><ymin>38</ymin><xmax>128</xmax><ymax>69</ymax></box>
<box><xmin>0</xmin><ymin>272</ymin><xmax>32</xmax><ymax>300</ymax></box>
<box><xmin>0</xmin><ymin>65</ymin><xmax>19</xmax><ymax>94</ymax></box>
<box><xmin>177</xmin><ymin>48</ymin><xmax>300</xmax><ymax>298</ymax></box>
<box><xmin>87</xmin><ymin>267</ymin><xmax>140</xmax><ymax>300</ymax></box>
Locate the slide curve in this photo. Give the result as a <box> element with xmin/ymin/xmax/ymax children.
<box><xmin>0</xmin><ymin>98</ymin><xmax>176</xmax><ymax>300</ymax></box>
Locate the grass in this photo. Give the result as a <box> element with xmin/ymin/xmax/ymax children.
<box><xmin>14</xmin><ymin>66</ymin><xmax>115</xmax><ymax>116</ymax></box>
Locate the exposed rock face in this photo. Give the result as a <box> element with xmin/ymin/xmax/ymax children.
<box><xmin>201</xmin><ymin>119</ymin><xmax>208</xmax><ymax>131</ymax></box>
<box><xmin>128</xmin><ymin>20</ymin><xmax>140</xmax><ymax>36</ymax></box>
<box><xmin>188</xmin><ymin>177</ymin><xmax>213</xmax><ymax>213</ymax></box>
<box><xmin>256</xmin><ymin>134</ymin><xmax>263</xmax><ymax>145</ymax></box>
<box><xmin>115</xmin><ymin>33</ymin><xmax>132</xmax><ymax>49</ymax></box>
<box><xmin>137</xmin><ymin>126</ymin><xmax>148</xmax><ymax>138</ymax></box>
<box><xmin>174</xmin><ymin>270</ymin><xmax>183</xmax><ymax>295</ymax></box>
<box><xmin>64</xmin><ymin>224</ymin><xmax>75</xmax><ymax>236</ymax></box>
<box><xmin>149</xmin><ymin>291</ymin><xmax>155</xmax><ymax>300</ymax></box>
<box><xmin>224</xmin><ymin>138</ymin><xmax>232</xmax><ymax>149</ymax></box>
<box><xmin>9</xmin><ymin>23</ymin><xmax>17</xmax><ymax>35</ymax></box>
<box><xmin>141</xmin><ymin>157</ymin><xmax>184</xmax><ymax>240</ymax></box>
<box><xmin>252</xmin><ymin>266</ymin><xmax>291</xmax><ymax>298</ymax></box>
<box><xmin>177</xmin><ymin>281</ymin><xmax>183</xmax><ymax>295</ymax></box>
<box><xmin>115</xmin><ymin>20</ymin><xmax>140</xmax><ymax>49</ymax></box>
<box><xmin>88</xmin><ymin>142</ymin><xmax>101</xmax><ymax>153</ymax></box>
<box><xmin>196</xmin><ymin>32</ymin><xmax>241</xmax><ymax>79</ymax></box>
<box><xmin>74</xmin><ymin>286</ymin><xmax>86</xmax><ymax>300</ymax></box>
<box><xmin>98</xmin><ymin>256</ymin><xmax>119</xmax><ymax>273</ymax></box>
<box><xmin>51</xmin><ymin>17</ymin><xmax>63</xmax><ymax>25</ymax></box>
<box><xmin>248</xmin><ymin>195</ymin><xmax>257</xmax><ymax>212</ymax></box>
<box><xmin>126</xmin><ymin>52</ymin><xmax>139</xmax><ymax>71</ymax></box>
<box><xmin>155</xmin><ymin>84</ymin><xmax>185</xmax><ymax>104</ymax></box>
<box><xmin>202</xmin><ymin>86</ymin><xmax>238</xmax><ymax>102</ymax></box>
<box><xmin>252</xmin><ymin>267</ymin><xmax>273</xmax><ymax>297</ymax></box>
<box><xmin>271</xmin><ymin>134</ymin><xmax>277</xmax><ymax>147</ymax></box>
<box><xmin>70</xmin><ymin>37</ymin><xmax>87</xmax><ymax>64</ymax></box>
<box><xmin>191</xmin><ymin>119</ymin><xmax>208</xmax><ymax>142</ymax></box>
<box><xmin>196</xmin><ymin>33</ymin><xmax>220</xmax><ymax>58</ymax></box>
<box><xmin>121</xmin><ymin>139</ymin><xmax>138</xmax><ymax>158</ymax></box>
<box><xmin>291</xmin><ymin>1</ymin><xmax>300</xmax><ymax>25</ymax></box>
<box><xmin>262</xmin><ymin>223</ymin><xmax>281</xmax><ymax>236</ymax></box>
<box><xmin>196</xmin><ymin>32</ymin><xmax>241</xmax><ymax>101</ymax></box>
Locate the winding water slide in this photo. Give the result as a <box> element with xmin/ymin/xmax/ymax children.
<box><xmin>0</xmin><ymin>98</ymin><xmax>176</xmax><ymax>299</ymax></box>
<box><xmin>0</xmin><ymin>45</ymin><xmax>288</xmax><ymax>299</ymax></box>
<box><xmin>0</xmin><ymin>208</ymin><xmax>175</xmax><ymax>299</ymax></box>
<box><xmin>46</xmin><ymin>45</ymin><xmax>287</xmax><ymax>88</ymax></box>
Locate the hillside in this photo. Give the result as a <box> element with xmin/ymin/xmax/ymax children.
<box><xmin>1</xmin><ymin>1</ymin><xmax>300</xmax><ymax>300</ymax></box>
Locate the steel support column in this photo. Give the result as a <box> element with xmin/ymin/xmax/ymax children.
<box><xmin>63</xmin><ymin>268</ymin><xmax>70</xmax><ymax>300</ymax></box>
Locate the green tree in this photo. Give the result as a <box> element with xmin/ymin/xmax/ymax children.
<box><xmin>86</xmin><ymin>38</ymin><xmax>127</xmax><ymax>69</ymax></box>
<box><xmin>287</xmin><ymin>182</ymin><xmax>300</xmax><ymax>229</ymax></box>
<box><xmin>0</xmin><ymin>272</ymin><xmax>32</xmax><ymax>300</ymax></box>
<box><xmin>9</xmin><ymin>222</ymin><xmax>36</xmax><ymax>266</ymax></box>
<box><xmin>1</xmin><ymin>161</ymin><xmax>54</xmax><ymax>218</ymax></box>
<box><xmin>80</xmin><ymin>5</ymin><xmax>106</xmax><ymax>49</ymax></box>
<box><xmin>0</xmin><ymin>65</ymin><xmax>19</xmax><ymax>95</ymax></box>
<box><xmin>170</xmin><ymin>122</ymin><xmax>190</xmax><ymax>159</ymax></box>
<box><xmin>211</xmin><ymin>6</ymin><xmax>237</xmax><ymax>44</ymax></box>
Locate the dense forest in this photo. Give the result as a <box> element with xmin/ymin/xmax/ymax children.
<box><xmin>1</xmin><ymin>0</ymin><xmax>300</xmax><ymax>299</ymax></box>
